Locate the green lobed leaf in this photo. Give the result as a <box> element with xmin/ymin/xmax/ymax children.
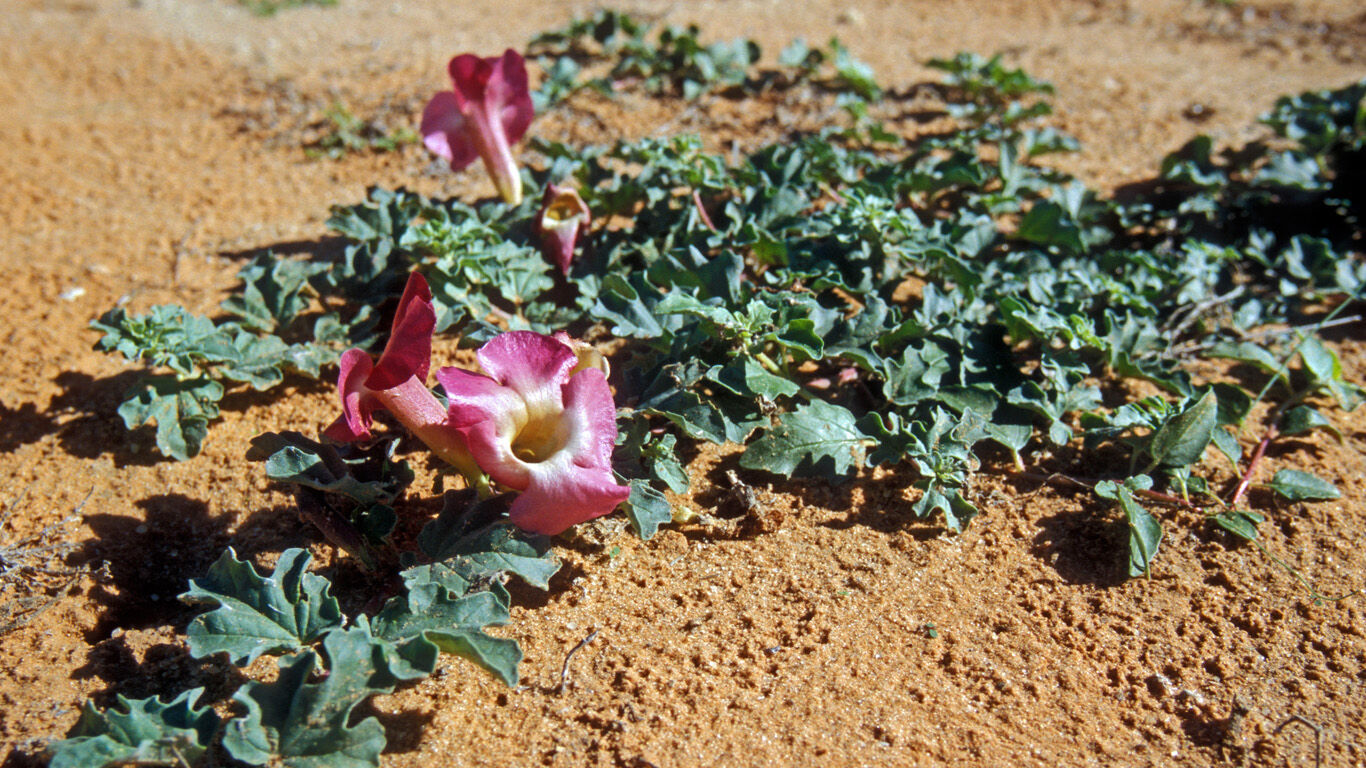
<box><xmin>222</xmin><ymin>626</ymin><xmax>398</xmax><ymax>768</ymax></box>
<box><xmin>180</xmin><ymin>548</ymin><xmax>344</xmax><ymax>666</ymax></box>
<box><xmin>371</xmin><ymin>585</ymin><xmax>521</xmax><ymax>686</ymax></box>
<box><xmin>116</xmin><ymin>375</ymin><xmax>224</xmax><ymax>461</ymax></box>
<box><xmin>251</xmin><ymin>432</ymin><xmax>413</xmax><ymax>510</ymax></box>
<box><xmin>47</xmin><ymin>689</ymin><xmax>218</xmax><ymax>768</ymax></box>
<box><xmin>740</xmin><ymin>400</ymin><xmax>866</xmax><ymax>479</ymax></box>
<box><xmin>625</xmin><ymin>478</ymin><xmax>673</xmax><ymax>540</ymax></box>
<box><xmin>417</xmin><ymin>493</ymin><xmax>561</xmax><ymax>589</ymax></box>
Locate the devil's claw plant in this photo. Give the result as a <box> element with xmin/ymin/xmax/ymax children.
<box><xmin>70</xmin><ymin>20</ymin><xmax>1366</xmax><ymax>763</ymax></box>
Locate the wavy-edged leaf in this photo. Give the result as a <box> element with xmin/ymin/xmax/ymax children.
<box><xmin>740</xmin><ymin>400</ymin><xmax>866</xmax><ymax>479</ymax></box>
<box><xmin>117</xmin><ymin>375</ymin><xmax>224</xmax><ymax>461</ymax></box>
<box><xmin>371</xmin><ymin>584</ymin><xmax>520</xmax><ymax>686</ymax></box>
<box><xmin>625</xmin><ymin>479</ymin><xmax>673</xmax><ymax>540</ymax></box>
<box><xmin>416</xmin><ymin>494</ymin><xmax>560</xmax><ymax>589</ymax></box>
<box><xmin>222</xmin><ymin>626</ymin><xmax>396</xmax><ymax>768</ymax></box>
<box><xmin>47</xmin><ymin>689</ymin><xmax>218</xmax><ymax>768</ymax></box>
<box><xmin>180</xmin><ymin>548</ymin><xmax>343</xmax><ymax>666</ymax></box>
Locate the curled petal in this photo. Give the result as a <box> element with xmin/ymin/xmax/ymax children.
<box><xmin>366</xmin><ymin>272</ymin><xmax>435</xmax><ymax>390</ymax></box>
<box><xmin>488</xmin><ymin>49</ymin><xmax>534</xmax><ymax>145</ymax></box>
<box><xmin>509</xmin><ymin>456</ymin><xmax>632</xmax><ymax>535</ymax></box>
<box><xmin>538</xmin><ymin>185</ymin><xmax>591</xmax><ymax>273</ymax></box>
<box><xmin>323</xmin><ymin>348</ymin><xmax>377</xmax><ymax>442</ymax></box>
<box><xmin>476</xmin><ymin>331</ymin><xmax>577</xmax><ymax>406</ymax></box>
<box><xmin>437</xmin><ymin>367</ymin><xmax>529</xmax><ymax>488</ymax></box>
<box><xmin>420</xmin><ymin>92</ymin><xmax>478</xmax><ymax>170</ymax></box>
<box><xmin>559</xmin><ymin>369</ymin><xmax>619</xmax><ymax>469</ymax></box>
<box><xmin>552</xmin><ymin>331</ymin><xmax>610</xmax><ymax>378</ymax></box>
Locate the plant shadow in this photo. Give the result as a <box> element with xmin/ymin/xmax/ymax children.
<box><xmin>70</xmin><ymin>493</ymin><xmax>317</xmax><ymax>699</ymax></box>
<box><xmin>0</xmin><ymin>370</ymin><xmax>160</xmax><ymax>466</ymax></box>
<box><xmin>1021</xmin><ymin>476</ymin><xmax>1130</xmax><ymax>588</ymax></box>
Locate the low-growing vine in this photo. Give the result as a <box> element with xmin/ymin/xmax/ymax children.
<box><xmin>68</xmin><ymin>9</ymin><xmax>1365</xmax><ymax>764</ymax></box>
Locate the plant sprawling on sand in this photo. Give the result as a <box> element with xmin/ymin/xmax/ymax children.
<box><xmin>68</xmin><ymin>12</ymin><xmax>1366</xmax><ymax>764</ymax></box>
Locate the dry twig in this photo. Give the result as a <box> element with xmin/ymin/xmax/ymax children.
<box><xmin>557</xmin><ymin>628</ymin><xmax>599</xmax><ymax>694</ymax></box>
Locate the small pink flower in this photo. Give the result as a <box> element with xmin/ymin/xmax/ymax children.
<box><xmin>537</xmin><ymin>184</ymin><xmax>591</xmax><ymax>273</ymax></box>
<box><xmin>324</xmin><ymin>273</ymin><xmax>479</xmax><ymax>479</ymax></box>
<box><xmin>421</xmin><ymin>49</ymin><xmax>534</xmax><ymax>206</ymax></box>
<box><xmin>438</xmin><ymin>332</ymin><xmax>630</xmax><ymax>535</ymax></box>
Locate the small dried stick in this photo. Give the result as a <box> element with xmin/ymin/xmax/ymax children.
<box><xmin>557</xmin><ymin>628</ymin><xmax>599</xmax><ymax>695</ymax></box>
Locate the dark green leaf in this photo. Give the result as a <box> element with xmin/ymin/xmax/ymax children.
<box><xmin>47</xmin><ymin>689</ymin><xmax>218</xmax><ymax>768</ymax></box>
<box><xmin>740</xmin><ymin>400</ymin><xmax>866</xmax><ymax>479</ymax></box>
<box><xmin>625</xmin><ymin>479</ymin><xmax>673</xmax><ymax>540</ymax></box>
<box><xmin>1213</xmin><ymin>509</ymin><xmax>1264</xmax><ymax>541</ymax></box>
<box><xmin>1279</xmin><ymin>405</ymin><xmax>1342</xmax><ymax>441</ymax></box>
<box><xmin>1095</xmin><ymin>476</ymin><xmax>1163</xmax><ymax>578</ymax></box>
<box><xmin>180</xmin><ymin>548</ymin><xmax>344</xmax><ymax>666</ymax></box>
<box><xmin>416</xmin><ymin>494</ymin><xmax>561</xmax><ymax>589</ymax></box>
<box><xmin>1148</xmin><ymin>390</ymin><xmax>1217</xmax><ymax>469</ymax></box>
<box><xmin>1269</xmin><ymin>469</ymin><xmax>1341</xmax><ymax>501</ymax></box>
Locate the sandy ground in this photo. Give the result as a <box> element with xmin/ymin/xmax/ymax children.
<box><xmin>1</xmin><ymin>0</ymin><xmax>1365</xmax><ymax>765</ymax></box>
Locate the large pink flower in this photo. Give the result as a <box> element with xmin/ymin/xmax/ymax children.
<box><xmin>437</xmin><ymin>332</ymin><xmax>630</xmax><ymax>535</ymax></box>
<box><xmin>421</xmin><ymin>49</ymin><xmax>534</xmax><ymax>206</ymax></box>
<box><xmin>323</xmin><ymin>273</ymin><xmax>479</xmax><ymax>479</ymax></box>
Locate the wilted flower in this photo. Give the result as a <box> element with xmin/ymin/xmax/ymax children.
<box><xmin>438</xmin><ymin>331</ymin><xmax>630</xmax><ymax>535</ymax></box>
<box><xmin>537</xmin><ymin>184</ymin><xmax>591</xmax><ymax>273</ymax></box>
<box><xmin>421</xmin><ymin>49</ymin><xmax>534</xmax><ymax>205</ymax></box>
<box><xmin>323</xmin><ymin>273</ymin><xmax>480</xmax><ymax>479</ymax></box>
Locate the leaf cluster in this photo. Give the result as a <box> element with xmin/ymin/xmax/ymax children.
<box><xmin>527</xmin><ymin>10</ymin><xmax>882</xmax><ymax>106</ymax></box>
<box><xmin>48</xmin><ymin>484</ymin><xmax>559</xmax><ymax>767</ymax></box>
<box><xmin>304</xmin><ymin>101</ymin><xmax>418</xmax><ymax>160</ymax></box>
<box><xmin>91</xmin><ymin>254</ymin><xmax>378</xmax><ymax>459</ymax></box>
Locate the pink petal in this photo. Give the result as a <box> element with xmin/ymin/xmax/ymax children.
<box><xmin>509</xmin><ymin>457</ymin><xmax>631</xmax><ymax>535</ymax></box>
<box><xmin>421</xmin><ymin>91</ymin><xmax>478</xmax><ymax>170</ymax></box>
<box><xmin>559</xmin><ymin>369</ymin><xmax>619</xmax><ymax>469</ymax></box>
<box><xmin>366</xmin><ymin>272</ymin><xmax>436</xmax><ymax>390</ymax></box>
<box><xmin>447</xmin><ymin>53</ymin><xmax>492</xmax><ymax>109</ymax></box>
<box><xmin>436</xmin><ymin>366</ymin><xmax>530</xmax><ymax>490</ymax></box>
<box><xmin>488</xmin><ymin>49</ymin><xmax>534</xmax><ymax>144</ymax></box>
<box><xmin>323</xmin><ymin>348</ymin><xmax>377</xmax><ymax>442</ymax></box>
<box><xmin>476</xmin><ymin>331</ymin><xmax>577</xmax><ymax>399</ymax></box>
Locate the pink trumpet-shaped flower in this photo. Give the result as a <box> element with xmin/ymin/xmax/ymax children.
<box><xmin>421</xmin><ymin>49</ymin><xmax>534</xmax><ymax>206</ymax></box>
<box><xmin>437</xmin><ymin>332</ymin><xmax>630</xmax><ymax>536</ymax></box>
<box><xmin>537</xmin><ymin>184</ymin><xmax>591</xmax><ymax>273</ymax></box>
<box><xmin>323</xmin><ymin>273</ymin><xmax>480</xmax><ymax>480</ymax></box>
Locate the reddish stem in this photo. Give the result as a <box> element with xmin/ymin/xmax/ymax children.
<box><xmin>1230</xmin><ymin>425</ymin><xmax>1278</xmax><ymax>508</ymax></box>
<box><xmin>692</xmin><ymin>189</ymin><xmax>718</xmax><ymax>232</ymax></box>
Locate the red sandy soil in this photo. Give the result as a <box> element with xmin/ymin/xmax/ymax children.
<box><xmin>1</xmin><ymin>0</ymin><xmax>1364</xmax><ymax>765</ymax></box>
